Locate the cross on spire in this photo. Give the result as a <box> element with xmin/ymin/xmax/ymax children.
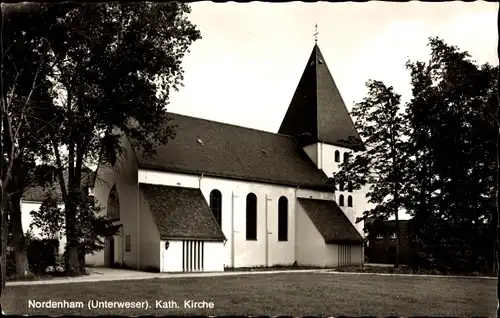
<box><xmin>314</xmin><ymin>23</ymin><xmax>318</xmax><ymax>43</ymax></box>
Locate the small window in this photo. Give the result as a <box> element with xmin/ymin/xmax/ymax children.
<box><xmin>343</xmin><ymin>152</ymin><xmax>350</xmax><ymax>163</ymax></box>
<box><xmin>347</xmin><ymin>195</ymin><xmax>353</xmax><ymax>207</ymax></box>
<box><xmin>278</xmin><ymin>196</ymin><xmax>288</xmax><ymax>242</ymax></box>
<box><xmin>348</xmin><ymin>181</ymin><xmax>353</xmax><ymax>193</ymax></box>
<box><xmin>246</xmin><ymin>193</ymin><xmax>257</xmax><ymax>240</ymax></box>
<box><xmin>339</xmin><ymin>195</ymin><xmax>344</xmax><ymax>207</ymax></box>
<box><xmin>339</xmin><ymin>182</ymin><xmax>345</xmax><ymax>192</ymax></box>
<box><xmin>334</xmin><ymin>150</ymin><xmax>340</xmax><ymax>162</ymax></box>
<box><xmin>125</xmin><ymin>234</ymin><xmax>131</xmax><ymax>252</ymax></box>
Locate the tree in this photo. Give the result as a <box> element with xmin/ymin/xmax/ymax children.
<box><xmin>1</xmin><ymin>2</ymin><xmax>62</xmax><ymax>290</ymax></box>
<box><xmin>38</xmin><ymin>3</ymin><xmax>201</xmax><ymax>275</ymax></box>
<box><xmin>404</xmin><ymin>38</ymin><xmax>497</xmax><ymax>273</ymax></box>
<box><xmin>334</xmin><ymin>80</ymin><xmax>408</xmax><ymax>267</ymax></box>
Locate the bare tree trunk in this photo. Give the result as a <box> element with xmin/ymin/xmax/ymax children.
<box><xmin>66</xmin><ymin>149</ymin><xmax>80</xmax><ymax>276</ymax></box>
<box><xmin>1</xmin><ymin>184</ymin><xmax>11</xmax><ymax>289</ymax></box>
<box><xmin>51</xmin><ymin>137</ymin><xmax>80</xmax><ymax>276</ymax></box>
<box><xmin>394</xmin><ymin>200</ymin><xmax>401</xmax><ymax>268</ymax></box>
<box><xmin>9</xmin><ymin>194</ymin><xmax>30</xmax><ymax>278</ymax></box>
<box><xmin>65</xmin><ymin>201</ymin><xmax>80</xmax><ymax>276</ymax></box>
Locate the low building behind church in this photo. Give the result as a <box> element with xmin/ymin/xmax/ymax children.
<box><xmin>21</xmin><ymin>170</ymin><xmax>96</xmax><ymax>257</ymax></box>
<box><xmin>86</xmin><ymin>43</ymin><xmax>374</xmax><ymax>272</ymax></box>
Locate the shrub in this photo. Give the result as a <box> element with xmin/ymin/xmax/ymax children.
<box><xmin>6</xmin><ymin>249</ymin><xmax>17</xmax><ymax>278</ymax></box>
<box><xmin>27</xmin><ymin>238</ymin><xmax>59</xmax><ymax>275</ymax></box>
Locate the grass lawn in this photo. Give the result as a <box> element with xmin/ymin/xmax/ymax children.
<box><xmin>2</xmin><ymin>272</ymin><xmax>496</xmax><ymax>316</ymax></box>
<box><xmin>336</xmin><ymin>265</ymin><xmax>498</xmax><ymax>277</ymax></box>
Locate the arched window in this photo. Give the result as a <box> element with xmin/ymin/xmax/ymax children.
<box><xmin>348</xmin><ymin>181</ymin><xmax>353</xmax><ymax>193</ymax></box>
<box><xmin>246</xmin><ymin>193</ymin><xmax>257</xmax><ymax>240</ymax></box>
<box><xmin>107</xmin><ymin>184</ymin><xmax>120</xmax><ymax>220</ymax></box>
<box><xmin>343</xmin><ymin>152</ymin><xmax>350</xmax><ymax>163</ymax></box>
<box><xmin>278</xmin><ymin>196</ymin><xmax>288</xmax><ymax>242</ymax></box>
<box><xmin>339</xmin><ymin>194</ymin><xmax>344</xmax><ymax>207</ymax></box>
<box><xmin>339</xmin><ymin>181</ymin><xmax>345</xmax><ymax>192</ymax></box>
<box><xmin>210</xmin><ymin>189</ymin><xmax>222</xmax><ymax>228</ymax></box>
<box><xmin>348</xmin><ymin>195</ymin><xmax>353</xmax><ymax>207</ymax></box>
<box><xmin>334</xmin><ymin>150</ymin><xmax>340</xmax><ymax>162</ymax></box>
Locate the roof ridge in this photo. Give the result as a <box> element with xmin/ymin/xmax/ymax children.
<box><xmin>168</xmin><ymin>112</ymin><xmax>295</xmax><ymax>139</ymax></box>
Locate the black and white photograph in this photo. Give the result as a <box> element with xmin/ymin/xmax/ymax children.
<box><xmin>0</xmin><ymin>1</ymin><xmax>498</xmax><ymax>316</ymax></box>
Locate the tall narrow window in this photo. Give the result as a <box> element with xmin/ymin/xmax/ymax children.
<box><xmin>107</xmin><ymin>184</ymin><xmax>120</xmax><ymax>220</ymax></box>
<box><xmin>125</xmin><ymin>234</ymin><xmax>131</xmax><ymax>252</ymax></box>
<box><xmin>246</xmin><ymin>193</ymin><xmax>257</xmax><ymax>240</ymax></box>
<box><xmin>347</xmin><ymin>195</ymin><xmax>353</xmax><ymax>207</ymax></box>
<box><xmin>343</xmin><ymin>152</ymin><xmax>350</xmax><ymax>163</ymax></box>
<box><xmin>348</xmin><ymin>181</ymin><xmax>353</xmax><ymax>193</ymax></box>
<box><xmin>334</xmin><ymin>150</ymin><xmax>340</xmax><ymax>162</ymax></box>
<box><xmin>339</xmin><ymin>181</ymin><xmax>345</xmax><ymax>192</ymax></box>
<box><xmin>339</xmin><ymin>195</ymin><xmax>345</xmax><ymax>207</ymax></box>
<box><xmin>210</xmin><ymin>189</ymin><xmax>222</xmax><ymax>228</ymax></box>
<box><xmin>278</xmin><ymin>196</ymin><xmax>288</xmax><ymax>241</ymax></box>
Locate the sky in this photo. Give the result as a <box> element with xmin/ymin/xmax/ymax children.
<box><xmin>167</xmin><ymin>2</ymin><xmax>497</xmax><ymax>221</ymax></box>
<box><xmin>168</xmin><ymin>1</ymin><xmax>498</xmax><ymax>133</ymax></box>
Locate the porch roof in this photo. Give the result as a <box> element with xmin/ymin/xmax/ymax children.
<box><xmin>298</xmin><ymin>198</ymin><xmax>364</xmax><ymax>245</ymax></box>
<box><xmin>139</xmin><ymin>183</ymin><xmax>226</xmax><ymax>242</ymax></box>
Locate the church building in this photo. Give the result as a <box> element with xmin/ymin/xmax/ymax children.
<box><xmin>87</xmin><ymin>43</ymin><xmax>370</xmax><ymax>272</ymax></box>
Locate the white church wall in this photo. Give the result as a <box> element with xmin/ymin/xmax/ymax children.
<box><xmin>139</xmin><ymin>168</ymin><xmax>302</xmax><ymax>269</ymax></box>
<box><xmin>296</xmin><ymin>204</ymin><xmax>338</xmax><ymax>267</ymax></box>
<box><xmin>350</xmin><ymin>244</ymin><xmax>364</xmax><ymax>265</ymax></box>
<box><xmin>138</xmin><ymin>170</ymin><xmax>200</xmax><ymax>189</ymax></box>
<box><xmin>160</xmin><ymin>240</ymin><xmax>183</xmax><ymax>272</ymax></box>
<box><xmin>87</xmin><ymin>148</ymin><xmax>120</xmax><ymax>266</ymax></box>
<box><xmin>296</xmin><ymin>204</ymin><xmax>364</xmax><ymax>267</ymax></box>
<box><xmin>159</xmin><ymin>240</ymin><xmax>224</xmax><ymax>272</ymax></box>
<box><xmin>312</xmin><ymin>143</ymin><xmax>374</xmax><ymax>236</ymax></box>
<box><xmin>20</xmin><ymin>200</ymin><xmax>66</xmax><ymax>255</ymax></box>
<box><xmin>88</xmin><ymin>135</ymin><xmax>141</xmax><ymax>269</ymax></box>
<box><xmin>199</xmin><ymin>176</ymin><xmax>297</xmax><ymax>268</ymax></box>
<box><xmin>296</xmin><ymin>188</ymin><xmax>335</xmax><ymax>201</ymax></box>
<box><xmin>138</xmin><ymin>189</ymin><xmax>161</xmax><ymax>270</ymax></box>
<box><xmin>204</xmin><ymin>241</ymin><xmax>225</xmax><ymax>272</ymax></box>
<box><xmin>112</xmin><ymin>135</ymin><xmax>140</xmax><ymax>269</ymax></box>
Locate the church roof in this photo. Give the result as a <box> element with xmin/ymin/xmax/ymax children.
<box><xmin>298</xmin><ymin>198</ymin><xmax>364</xmax><ymax>244</ymax></box>
<box><xmin>279</xmin><ymin>44</ymin><xmax>364</xmax><ymax>150</ymax></box>
<box><xmin>140</xmin><ymin>183</ymin><xmax>226</xmax><ymax>241</ymax></box>
<box><xmin>132</xmin><ymin>113</ymin><xmax>334</xmax><ymax>191</ymax></box>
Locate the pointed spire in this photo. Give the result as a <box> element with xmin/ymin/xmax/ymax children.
<box><xmin>279</xmin><ymin>44</ymin><xmax>364</xmax><ymax>150</ymax></box>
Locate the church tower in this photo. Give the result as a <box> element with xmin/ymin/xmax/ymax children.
<box><xmin>279</xmin><ymin>43</ymin><xmax>368</xmax><ymax>236</ymax></box>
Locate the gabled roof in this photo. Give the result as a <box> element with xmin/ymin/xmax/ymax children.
<box><xmin>132</xmin><ymin>113</ymin><xmax>334</xmax><ymax>191</ymax></box>
<box><xmin>139</xmin><ymin>183</ymin><xmax>226</xmax><ymax>241</ymax></box>
<box><xmin>298</xmin><ymin>198</ymin><xmax>364</xmax><ymax>245</ymax></box>
<box><xmin>366</xmin><ymin>219</ymin><xmax>410</xmax><ymax>235</ymax></box>
<box><xmin>279</xmin><ymin>44</ymin><xmax>364</xmax><ymax>150</ymax></box>
<box><xmin>22</xmin><ymin>170</ymin><xmax>95</xmax><ymax>203</ymax></box>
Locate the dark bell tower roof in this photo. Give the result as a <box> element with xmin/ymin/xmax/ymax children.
<box><xmin>279</xmin><ymin>44</ymin><xmax>364</xmax><ymax>150</ymax></box>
